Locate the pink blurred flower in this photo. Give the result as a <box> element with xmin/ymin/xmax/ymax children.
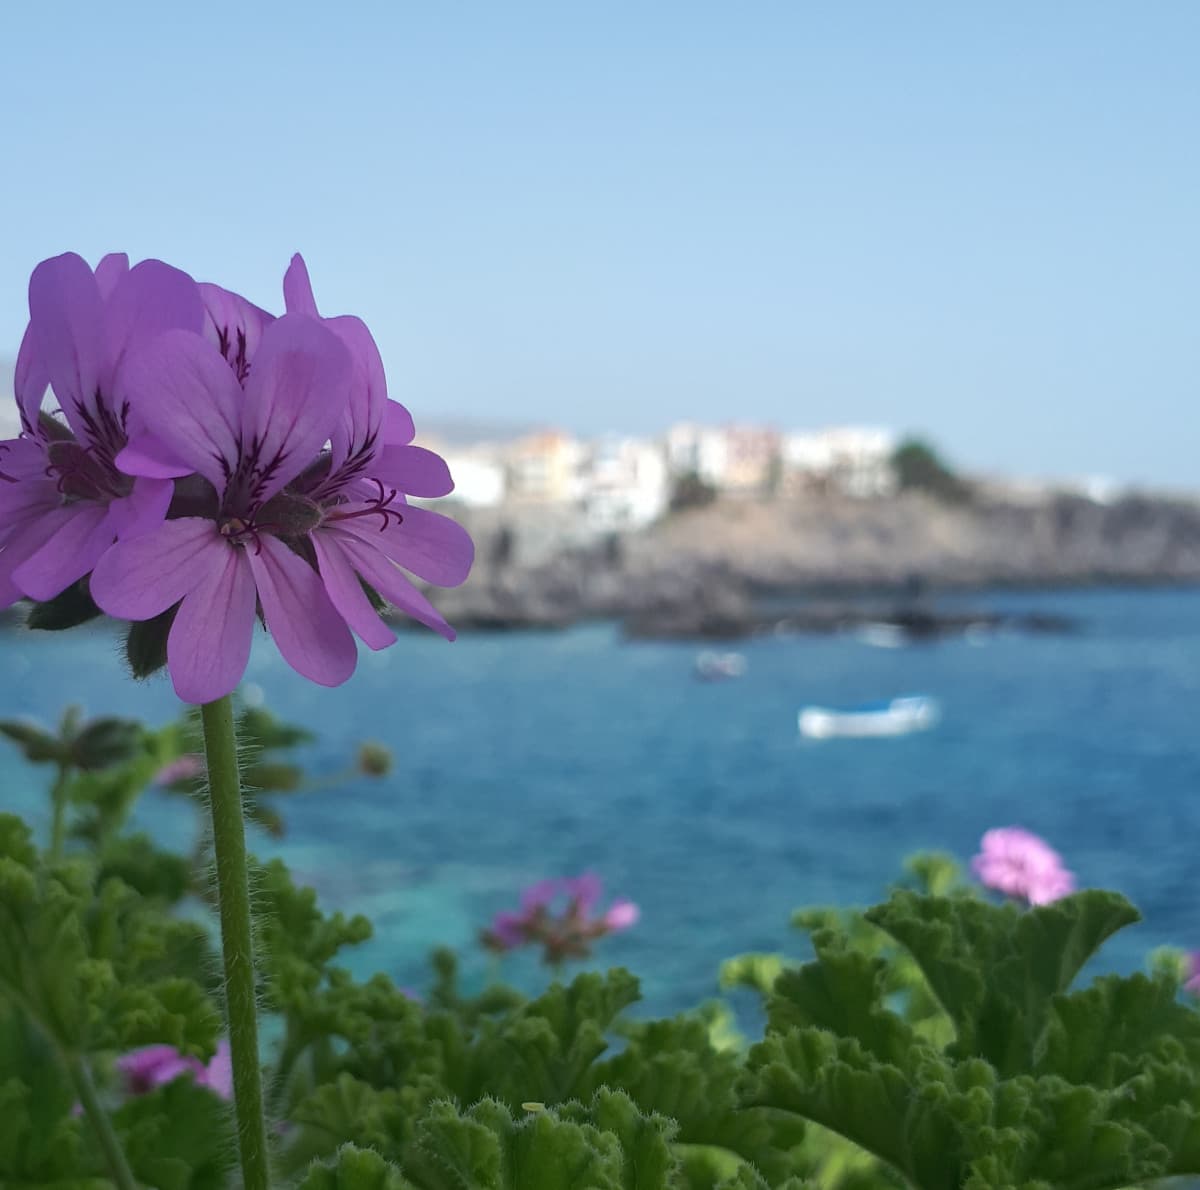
<box><xmin>971</xmin><ymin>827</ymin><xmax>1076</xmax><ymax>906</ymax></box>
<box><xmin>1185</xmin><ymin>953</ymin><xmax>1200</xmax><ymax>995</ymax></box>
<box><xmin>603</xmin><ymin>899</ymin><xmax>640</xmax><ymax>931</ymax></box>
<box><xmin>153</xmin><ymin>754</ymin><xmax>204</xmax><ymax>786</ymax></box>
<box><xmin>481</xmin><ymin>874</ymin><xmax>639</xmax><ymax>963</ymax></box>
<box><xmin>117</xmin><ymin>1040</ymin><xmax>231</xmax><ymax>1100</ymax></box>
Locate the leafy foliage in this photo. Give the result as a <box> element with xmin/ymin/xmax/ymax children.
<box><xmin>3</xmin><ymin>705</ymin><xmax>1199</xmax><ymax>1190</ymax></box>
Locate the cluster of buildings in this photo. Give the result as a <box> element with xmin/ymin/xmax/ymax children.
<box><xmin>424</xmin><ymin>424</ymin><xmax>899</xmax><ymax>533</ymax></box>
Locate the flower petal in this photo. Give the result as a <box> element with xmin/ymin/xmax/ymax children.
<box><xmin>0</xmin><ymin>516</ymin><xmax>55</xmax><ymax>609</ymax></box>
<box><xmin>369</xmin><ymin>445</ymin><xmax>454</xmax><ymax>497</ymax></box>
<box><xmin>324</xmin><ymin>526</ymin><xmax>455</xmax><ymax>640</ymax></box>
<box><xmin>311</xmin><ymin>532</ymin><xmax>396</xmax><ymax>650</ymax></box>
<box><xmin>282</xmin><ymin>253</ymin><xmax>319</xmax><ymax>317</ymax></box>
<box><xmin>382</xmin><ymin>399</ymin><xmax>415</xmax><ymax>445</ymax></box>
<box><xmin>168</xmin><ymin>547</ymin><xmax>257</xmax><ymax>704</ymax></box>
<box><xmin>104</xmin><ymin>259</ymin><xmax>204</xmax><ymax>391</ymax></box>
<box><xmin>240</xmin><ymin>315</ymin><xmax>352</xmax><ymax>503</ymax></box>
<box><xmin>121</xmin><ymin>330</ymin><xmax>243</xmax><ymax>488</ymax></box>
<box><xmin>93</xmin><ymin>253</ymin><xmax>130</xmax><ymax>299</ymax></box>
<box><xmin>326</xmin><ymin>315</ymin><xmax>387</xmax><ymax>472</ymax></box>
<box><xmin>0</xmin><ymin>473</ymin><xmax>59</xmax><ymax>532</ymax></box>
<box><xmin>27</xmin><ymin>253</ymin><xmax>107</xmax><ymax>439</ymax></box>
<box><xmin>247</xmin><ymin>536</ymin><xmax>357</xmax><ymax>687</ymax></box>
<box><xmin>14</xmin><ymin>324</ymin><xmax>49</xmax><ymax>433</ymax></box>
<box><xmin>200</xmin><ymin>282</ymin><xmax>274</xmax><ymax>377</ymax></box>
<box><xmin>107</xmin><ymin>476</ymin><xmax>174</xmax><ymax>540</ymax></box>
<box><xmin>337</xmin><ymin>503</ymin><xmax>473</xmax><ymax>587</ymax></box>
<box><xmin>90</xmin><ymin>517</ymin><xmax>226</xmax><ymax>620</ymax></box>
<box><xmin>116</xmin><ymin>432</ymin><xmax>195</xmax><ymax>479</ymax></box>
<box><xmin>12</xmin><ymin>503</ymin><xmax>113</xmax><ymax>601</ymax></box>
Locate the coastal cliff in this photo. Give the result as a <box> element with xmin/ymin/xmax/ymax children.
<box><xmin>426</xmin><ymin>489</ymin><xmax>1200</xmax><ymax>633</ymax></box>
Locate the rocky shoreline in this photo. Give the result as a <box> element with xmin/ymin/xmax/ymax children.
<box><xmin>418</xmin><ymin>488</ymin><xmax>1200</xmax><ymax>638</ymax></box>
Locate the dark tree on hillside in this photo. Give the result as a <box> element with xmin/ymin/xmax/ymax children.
<box><xmin>891</xmin><ymin>438</ymin><xmax>972</xmax><ymax>503</ymax></box>
<box><xmin>669</xmin><ymin>471</ymin><xmax>718</xmax><ymax>512</ymax></box>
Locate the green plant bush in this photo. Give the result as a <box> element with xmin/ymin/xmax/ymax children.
<box><xmin>0</xmin><ymin>704</ymin><xmax>1196</xmax><ymax>1189</ymax></box>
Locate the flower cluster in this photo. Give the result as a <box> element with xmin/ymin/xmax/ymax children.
<box><xmin>1</xmin><ymin>252</ymin><xmax>472</xmax><ymax>702</ymax></box>
<box><xmin>971</xmin><ymin>826</ymin><xmax>1076</xmax><ymax>906</ymax></box>
<box><xmin>481</xmin><ymin>874</ymin><xmax>639</xmax><ymax>965</ymax></box>
<box><xmin>117</xmin><ymin>1041</ymin><xmax>232</xmax><ymax>1099</ymax></box>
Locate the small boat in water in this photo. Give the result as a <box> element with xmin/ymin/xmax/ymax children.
<box><xmin>694</xmin><ymin>651</ymin><xmax>747</xmax><ymax>681</ymax></box>
<box><xmin>798</xmin><ymin>696</ymin><xmax>938</xmax><ymax>739</ymax></box>
<box><xmin>854</xmin><ymin>622</ymin><xmax>908</xmax><ymax>649</ymax></box>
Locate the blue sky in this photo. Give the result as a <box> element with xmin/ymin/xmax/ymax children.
<box><xmin>2</xmin><ymin>1</ymin><xmax>1197</xmax><ymax>484</ymax></box>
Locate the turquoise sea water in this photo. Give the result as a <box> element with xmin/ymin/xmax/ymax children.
<box><xmin>2</xmin><ymin>587</ymin><xmax>1200</xmax><ymax>1015</ymax></box>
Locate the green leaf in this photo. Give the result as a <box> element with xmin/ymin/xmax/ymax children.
<box><xmin>718</xmin><ymin>953</ymin><xmax>788</xmax><ymax>1000</ymax></box>
<box><xmin>0</xmin><ymin>814</ymin><xmax>218</xmax><ymax>1057</ymax></box>
<box><xmin>0</xmin><ymin>1005</ymin><xmax>93</xmax><ymax>1184</ymax></box>
<box><xmin>0</xmin><ymin>719</ymin><xmax>64</xmax><ymax>764</ymax></box>
<box><xmin>283</xmin><ymin>1074</ymin><xmax>417</xmax><ymax>1171</ymax></box>
<box><xmin>113</xmin><ymin>1077</ymin><xmax>235</xmax><ymax>1190</ymax></box>
<box><xmin>299</xmin><ymin>1144</ymin><xmax>414</xmax><ymax>1190</ymax></box>
<box><xmin>865</xmin><ymin>889</ymin><xmax>1140</xmax><ymax>1073</ymax></box>
<box><xmin>766</xmin><ymin>930</ymin><xmax>918</xmax><ymax>1065</ymax></box>
<box><xmin>25</xmin><ymin>579</ymin><xmax>102</xmax><ymax>630</ymax></box>
<box><xmin>556</xmin><ymin>1089</ymin><xmax>678</xmax><ymax>1190</ymax></box>
<box><xmin>244</xmin><ymin>760</ymin><xmax>305</xmax><ymax>792</ymax></box>
<box><xmin>238</xmin><ymin>705</ymin><xmax>316</xmax><ymax>750</ymax></box>
<box><xmin>70</xmin><ymin>718</ymin><xmax>143</xmax><ymax>771</ymax></box>
<box><xmin>407</xmin><ymin>1098</ymin><xmax>626</xmax><ymax>1190</ymax></box>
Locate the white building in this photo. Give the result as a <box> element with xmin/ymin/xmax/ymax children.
<box><xmin>441</xmin><ymin>451</ymin><xmax>507</xmax><ymax>508</ymax></box>
<box><xmin>782</xmin><ymin>426</ymin><xmax>896</xmax><ymax>497</ymax></box>
<box><xmin>581</xmin><ymin>436</ymin><xmax>670</xmax><ymax>531</ymax></box>
<box><xmin>504</xmin><ymin>431</ymin><xmax>586</xmax><ymax>504</ymax></box>
<box><xmin>664</xmin><ymin>422</ymin><xmax>729</xmax><ymax>487</ymax></box>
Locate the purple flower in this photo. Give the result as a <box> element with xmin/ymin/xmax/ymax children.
<box><xmin>278</xmin><ymin>256</ymin><xmax>471</xmax><ymax>649</ymax></box>
<box><xmin>118</xmin><ymin>1041</ymin><xmax>230</xmax><ymax>1099</ymax></box>
<box><xmin>0</xmin><ymin>253</ymin><xmax>202</xmax><ymax>608</ymax></box>
<box><xmin>89</xmin><ymin>313</ymin><xmax>359</xmax><ymax>703</ymax></box>
<box><xmin>971</xmin><ymin>826</ymin><xmax>1076</xmax><ymax>906</ymax></box>
<box><xmin>153</xmin><ymin>754</ymin><xmax>204</xmax><ymax>786</ymax></box>
<box><xmin>481</xmin><ymin>874</ymin><xmax>639</xmax><ymax>962</ymax></box>
<box><xmin>483</xmin><ymin>909</ymin><xmax>530</xmax><ymax>952</ymax></box>
<box><xmin>1184</xmin><ymin>953</ymin><xmax>1200</xmax><ymax>995</ymax></box>
<box><xmin>603</xmin><ymin>898</ymin><xmax>640</xmax><ymax>931</ymax></box>
<box><xmin>90</xmin><ymin>255</ymin><xmax>472</xmax><ymax>704</ymax></box>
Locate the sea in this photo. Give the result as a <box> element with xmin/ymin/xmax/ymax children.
<box><xmin>2</xmin><ymin>585</ymin><xmax>1199</xmax><ymax>1018</ymax></box>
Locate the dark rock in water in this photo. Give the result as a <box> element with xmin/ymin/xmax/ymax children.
<box><xmin>623</xmin><ymin>599</ymin><xmax>1080</xmax><ymax>641</ymax></box>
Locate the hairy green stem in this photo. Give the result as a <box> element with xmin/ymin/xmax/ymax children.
<box><xmin>201</xmin><ymin>694</ymin><xmax>270</xmax><ymax>1190</ymax></box>
<box><xmin>48</xmin><ymin>763</ymin><xmax>71</xmax><ymax>861</ymax></box>
<box><xmin>70</xmin><ymin>1054</ymin><xmax>138</xmax><ymax>1190</ymax></box>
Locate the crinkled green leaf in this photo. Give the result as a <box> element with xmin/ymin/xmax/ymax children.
<box><xmin>0</xmin><ymin>814</ymin><xmax>218</xmax><ymax>1057</ymax></box>
<box><xmin>407</xmin><ymin>1097</ymin><xmax>625</xmax><ymax>1190</ymax></box>
<box><xmin>113</xmin><ymin>1077</ymin><xmax>235</xmax><ymax>1190</ymax></box>
<box><xmin>718</xmin><ymin>953</ymin><xmax>788</xmax><ymax>1000</ymax></box>
<box><xmin>554</xmin><ymin>1089</ymin><xmax>678</xmax><ymax>1189</ymax></box>
<box><xmin>589</xmin><ymin>1016</ymin><xmax>805</xmax><ymax>1183</ymax></box>
<box><xmin>300</xmin><ymin>1144</ymin><xmax>415</xmax><ymax>1190</ymax></box>
<box><xmin>865</xmin><ymin>890</ymin><xmax>1140</xmax><ymax>1073</ymax></box>
<box><xmin>0</xmin><ymin>1005</ymin><xmax>94</xmax><ymax>1184</ymax></box>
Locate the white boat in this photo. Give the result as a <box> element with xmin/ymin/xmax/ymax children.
<box><xmin>694</xmin><ymin>651</ymin><xmax>747</xmax><ymax>681</ymax></box>
<box><xmin>854</xmin><ymin>623</ymin><xmax>907</xmax><ymax>649</ymax></box>
<box><xmin>798</xmin><ymin>696</ymin><xmax>938</xmax><ymax>739</ymax></box>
